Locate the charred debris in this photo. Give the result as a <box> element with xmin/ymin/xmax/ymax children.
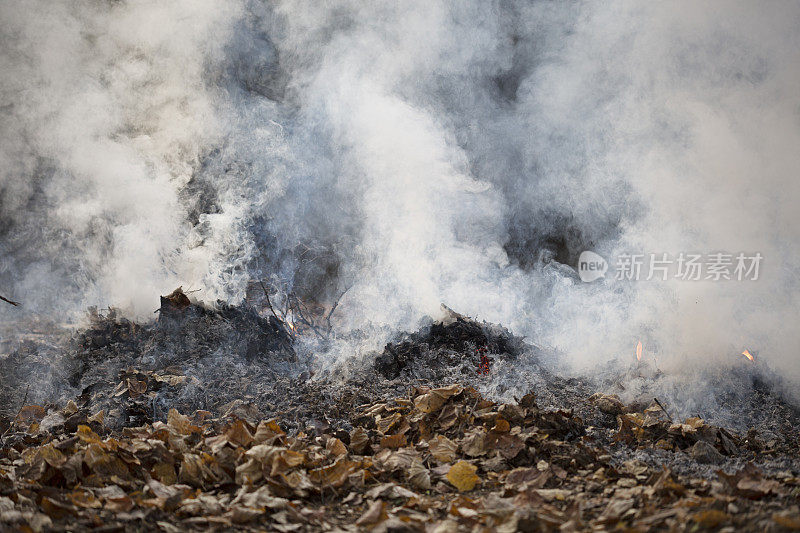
<box><xmin>1</xmin><ymin>288</ymin><xmax>800</xmax><ymax>531</ymax></box>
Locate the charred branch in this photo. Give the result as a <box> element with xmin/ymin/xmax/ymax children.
<box><xmin>0</xmin><ymin>294</ymin><xmax>19</xmax><ymax>306</ymax></box>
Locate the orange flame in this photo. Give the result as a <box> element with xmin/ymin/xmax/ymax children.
<box><xmin>742</xmin><ymin>349</ymin><xmax>754</xmax><ymax>362</ymax></box>
<box><xmin>636</xmin><ymin>341</ymin><xmax>642</xmax><ymax>362</ymax></box>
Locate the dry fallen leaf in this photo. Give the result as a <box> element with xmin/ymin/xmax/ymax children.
<box><xmin>270</xmin><ymin>449</ymin><xmax>305</xmax><ymax>476</ymax></box>
<box><xmin>67</xmin><ymin>490</ymin><xmax>102</xmax><ymax>510</ymax></box>
<box><xmin>356</xmin><ymin>499</ymin><xmax>388</xmax><ymax>526</ymax></box>
<box><xmin>407</xmin><ymin>459</ymin><xmax>432</xmax><ymax>490</ymax></box>
<box><xmin>505</xmin><ymin>467</ymin><xmax>551</xmax><ymax>490</ymax></box>
<box><xmin>428</xmin><ymin>434</ymin><xmax>458</xmax><ymax>463</ymax></box>
<box><xmin>349</xmin><ymin>427</ymin><xmax>370</xmax><ymax>455</ymax></box>
<box><xmin>376</xmin><ymin>412</ymin><xmax>403</xmax><ymax>434</ymax></box>
<box><xmin>63</xmin><ymin>400</ymin><xmax>78</xmax><ymax>416</ymax></box>
<box><xmin>446</xmin><ymin>461</ymin><xmax>480</xmax><ymax>492</ymax></box>
<box><xmin>414</xmin><ymin>385</ymin><xmax>461</xmax><ymax>414</ymax></box>
<box><xmin>592</xmin><ymin>394</ymin><xmax>625</xmax><ymax>415</ymax></box>
<box><xmin>167</xmin><ymin>409</ymin><xmax>191</xmax><ymax>435</ymax></box>
<box><xmin>460</xmin><ymin>427</ymin><xmax>488</xmax><ymax>457</ymax></box>
<box><xmin>308</xmin><ymin>456</ymin><xmax>360</xmax><ymax>488</ymax></box>
<box><xmin>151</xmin><ymin>462</ymin><xmax>177</xmax><ymax>485</ymax></box>
<box><xmin>326</xmin><ymin>437</ymin><xmax>347</xmax><ymax>457</ymax></box>
<box><xmin>380</xmin><ymin>433</ymin><xmax>408</xmax><ymax>449</ymax></box>
<box><xmin>36</xmin><ymin>443</ymin><xmax>67</xmax><ymax>468</ymax></box>
<box><xmin>17</xmin><ymin>405</ymin><xmax>47</xmax><ymax>425</ymax></box>
<box><xmin>126</xmin><ymin>378</ymin><xmax>147</xmax><ymax>398</ymax></box>
<box><xmin>253</xmin><ymin>419</ymin><xmax>285</xmax><ymax>443</ymax></box>
<box><xmin>773</xmin><ymin>514</ymin><xmax>800</xmax><ymax>530</ymax></box>
<box><xmin>87</xmin><ymin>410</ymin><xmax>104</xmax><ymax>425</ymax></box>
<box><xmin>225</xmin><ymin>419</ymin><xmax>255</xmax><ymax>447</ymax></box>
<box><xmin>692</xmin><ymin>509</ymin><xmax>730</xmax><ymax>528</ymax></box>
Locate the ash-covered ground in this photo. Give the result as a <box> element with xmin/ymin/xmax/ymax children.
<box><xmin>1</xmin><ymin>292</ymin><xmax>800</xmax><ymax>531</ymax></box>
<box><xmin>2</xmin><ymin>290</ymin><xmax>799</xmax><ymax>461</ymax></box>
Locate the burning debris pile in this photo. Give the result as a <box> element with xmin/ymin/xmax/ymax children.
<box><xmin>374</xmin><ymin>306</ymin><xmax>525</xmax><ymax>382</ymax></box>
<box><xmin>0</xmin><ymin>288</ymin><xmax>299</xmax><ymax>433</ymax></box>
<box><xmin>1</xmin><ymin>290</ymin><xmax>800</xmax><ymax>530</ymax></box>
<box><xmin>0</xmin><ymin>292</ymin><xmax>533</xmax><ymax>437</ymax></box>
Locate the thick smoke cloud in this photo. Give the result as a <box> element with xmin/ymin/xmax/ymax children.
<box><xmin>0</xmin><ymin>0</ymin><xmax>245</xmax><ymax>315</ymax></box>
<box><xmin>2</xmin><ymin>1</ymin><xmax>799</xmax><ymax>395</ymax></box>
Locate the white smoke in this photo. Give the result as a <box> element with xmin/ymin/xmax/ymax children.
<box><xmin>0</xmin><ymin>0</ymin><xmax>244</xmax><ymax>315</ymax></box>
<box><xmin>2</xmin><ymin>1</ymin><xmax>799</xmax><ymax>395</ymax></box>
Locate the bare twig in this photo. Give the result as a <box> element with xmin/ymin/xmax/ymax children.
<box><xmin>1</xmin><ymin>384</ymin><xmax>30</xmax><ymax>439</ymax></box>
<box><xmin>259</xmin><ymin>280</ymin><xmax>295</xmax><ymax>340</ymax></box>
<box><xmin>325</xmin><ymin>285</ymin><xmax>350</xmax><ymax>335</ymax></box>
<box><xmin>0</xmin><ymin>294</ymin><xmax>19</xmax><ymax>307</ymax></box>
<box><xmin>653</xmin><ymin>397</ymin><xmax>672</xmax><ymax>423</ymax></box>
<box><xmin>259</xmin><ymin>280</ymin><xmax>284</xmax><ymax>322</ymax></box>
<box><xmin>289</xmin><ymin>294</ymin><xmax>326</xmax><ymax>340</ymax></box>
<box><xmin>282</xmin><ymin>295</ymin><xmax>290</xmax><ymax>323</ymax></box>
<box><xmin>457</xmin><ymin>397</ymin><xmax>481</xmax><ymax>436</ymax></box>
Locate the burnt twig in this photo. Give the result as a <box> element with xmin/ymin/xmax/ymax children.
<box><xmin>325</xmin><ymin>285</ymin><xmax>350</xmax><ymax>335</ymax></box>
<box><xmin>259</xmin><ymin>280</ymin><xmax>284</xmax><ymax>322</ymax></box>
<box><xmin>289</xmin><ymin>294</ymin><xmax>326</xmax><ymax>340</ymax></box>
<box><xmin>653</xmin><ymin>397</ymin><xmax>672</xmax><ymax>423</ymax></box>
<box><xmin>0</xmin><ymin>294</ymin><xmax>19</xmax><ymax>307</ymax></box>
<box><xmin>259</xmin><ymin>280</ymin><xmax>295</xmax><ymax>340</ymax></box>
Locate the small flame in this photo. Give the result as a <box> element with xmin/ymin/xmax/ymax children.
<box><xmin>742</xmin><ymin>349</ymin><xmax>754</xmax><ymax>362</ymax></box>
<box><xmin>636</xmin><ymin>341</ymin><xmax>642</xmax><ymax>362</ymax></box>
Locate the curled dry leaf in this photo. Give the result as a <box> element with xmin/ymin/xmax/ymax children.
<box><xmin>349</xmin><ymin>427</ymin><xmax>370</xmax><ymax>455</ymax></box>
<box><xmin>414</xmin><ymin>385</ymin><xmax>462</xmax><ymax>414</ymax></box>
<box><xmin>308</xmin><ymin>456</ymin><xmax>360</xmax><ymax>488</ymax></box>
<box><xmin>407</xmin><ymin>459</ymin><xmax>431</xmax><ymax>490</ymax></box>
<box><xmin>355</xmin><ymin>499</ymin><xmax>388</xmax><ymax>526</ymax></box>
<box><xmin>325</xmin><ymin>437</ymin><xmax>347</xmax><ymax>457</ymax></box>
<box><xmin>253</xmin><ymin>418</ymin><xmax>285</xmax><ymax>444</ymax></box>
<box><xmin>167</xmin><ymin>409</ymin><xmax>198</xmax><ymax>436</ymax></box>
<box><xmin>18</xmin><ymin>405</ymin><xmax>47</xmax><ymax>422</ymax></box>
<box><xmin>428</xmin><ymin>434</ymin><xmax>457</xmax><ymax>463</ymax></box>
<box><xmin>225</xmin><ymin>420</ymin><xmax>255</xmax><ymax>448</ymax></box>
<box><xmin>491</xmin><ymin>417</ymin><xmax>510</xmax><ymax>433</ymax></box>
<box><xmin>87</xmin><ymin>410</ymin><xmax>104</xmax><ymax>425</ymax></box>
<box><xmin>460</xmin><ymin>427</ymin><xmax>488</xmax><ymax>457</ymax></box>
<box><xmin>376</xmin><ymin>412</ymin><xmax>403</xmax><ymax>435</ymax></box>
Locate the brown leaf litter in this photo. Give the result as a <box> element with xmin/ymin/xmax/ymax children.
<box><xmin>1</xmin><ymin>383</ymin><xmax>799</xmax><ymax>531</ymax></box>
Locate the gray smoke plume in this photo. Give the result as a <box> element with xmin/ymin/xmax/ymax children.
<box><xmin>2</xmin><ymin>1</ymin><xmax>799</xmax><ymax>396</ymax></box>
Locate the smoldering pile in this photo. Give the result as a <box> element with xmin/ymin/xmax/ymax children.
<box><xmin>0</xmin><ymin>289</ymin><xmax>534</xmax><ymax>436</ymax></box>
<box><xmin>1</xmin><ymin>288</ymin><xmax>296</xmax><ymax>433</ymax></box>
<box><xmin>2</xmin><ymin>289</ymin><xmax>800</xmax><ymax>530</ymax></box>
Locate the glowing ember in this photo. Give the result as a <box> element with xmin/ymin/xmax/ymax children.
<box><xmin>742</xmin><ymin>349</ymin><xmax>755</xmax><ymax>362</ymax></box>
<box><xmin>636</xmin><ymin>341</ymin><xmax>642</xmax><ymax>362</ymax></box>
<box><xmin>476</xmin><ymin>346</ymin><xmax>491</xmax><ymax>375</ymax></box>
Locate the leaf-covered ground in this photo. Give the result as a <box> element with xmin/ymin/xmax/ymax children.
<box><xmin>2</xmin><ymin>383</ymin><xmax>800</xmax><ymax>532</ymax></box>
